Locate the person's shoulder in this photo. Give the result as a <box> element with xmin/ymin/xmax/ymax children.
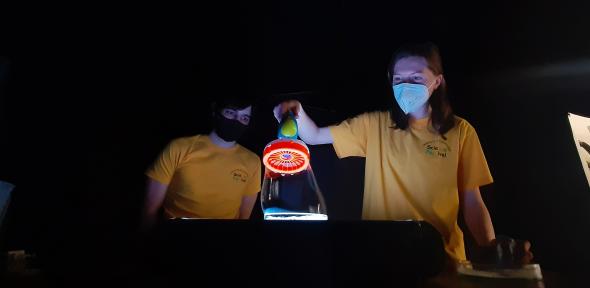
<box><xmin>359</xmin><ymin>110</ymin><xmax>388</xmax><ymax>117</ymax></box>
<box><xmin>351</xmin><ymin>110</ymin><xmax>389</xmax><ymax>123</ymax></box>
<box><xmin>236</xmin><ymin>145</ymin><xmax>261</xmax><ymax>166</ymax></box>
<box><xmin>452</xmin><ymin>116</ymin><xmax>476</xmax><ymax>133</ymax></box>
<box><xmin>169</xmin><ymin>134</ymin><xmax>206</xmax><ymax>150</ymax></box>
<box><xmin>372</xmin><ymin>110</ymin><xmax>390</xmax><ymax>118</ymax></box>
<box><xmin>374</xmin><ymin>110</ymin><xmax>392</xmax><ymax>126</ymax></box>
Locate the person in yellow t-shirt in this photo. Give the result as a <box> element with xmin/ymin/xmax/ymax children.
<box><xmin>274</xmin><ymin>42</ymin><xmax>532</xmax><ymax>265</ymax></box>
<box><xmin>141</xmin><ymin>97</ymin><xmax>261</xmax><ymax>230</ymax></box>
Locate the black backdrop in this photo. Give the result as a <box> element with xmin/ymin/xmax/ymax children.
<box><xmin>1</xmin><ymin>0</ymin><xmax>590</xmax><ymax>278</ymax></box>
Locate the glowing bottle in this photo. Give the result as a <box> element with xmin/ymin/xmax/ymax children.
<box><xmin>261</xmin><ymin>111</ymin><xmax>328</xmax><ymax>220</ymax></box>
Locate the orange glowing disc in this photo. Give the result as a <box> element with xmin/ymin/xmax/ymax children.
<box><xmin>262</xmin><ymin>139</ymin><xmax>310</xmax><ymax>174</ymax></box>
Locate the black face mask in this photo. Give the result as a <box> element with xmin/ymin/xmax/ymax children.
<box><xmin>214</xmin><ymin>115</ymin><xmax>248</xmax><ymax>142</ymax></box>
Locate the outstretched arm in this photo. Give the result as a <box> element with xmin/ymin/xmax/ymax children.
<box><xmin>274</xmin><ymin>100</ymin><xmax>333</xmax><ymax>145</ymax></box>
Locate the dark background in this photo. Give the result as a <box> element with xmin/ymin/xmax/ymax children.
<box><xmin>1</xmin><ymin>0</ymin><xmax>590</xmax><ymax>279</ymax></box>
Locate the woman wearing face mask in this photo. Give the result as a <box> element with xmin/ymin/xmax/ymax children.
<box><xmin>275</xmin><ymin>42</ymin><xmax>532</xmax><ymax>266</ymax></box>
<box><xmin>141</xmin><ymin>97</ymin><xmax>261</xmax><ymax>230</ymax></box>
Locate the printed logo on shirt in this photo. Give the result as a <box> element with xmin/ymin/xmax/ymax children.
<box><xmin>423</xmin><ymin>140</ymin><xmax>451</xmax><ymax>158</ymax></box>
<box><xmin>231</xmin><ymin>169</ymin><xmax>249</xmax><ymax>183</ymax></box>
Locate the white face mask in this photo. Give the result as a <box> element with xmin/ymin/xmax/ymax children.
<box><xmin>392</xmin><ymin>82</ymin><xmax>433</xmax><ymax>114</ymax></box>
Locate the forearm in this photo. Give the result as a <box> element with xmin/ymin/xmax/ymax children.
<box><xmin>239</xmin><ymin>206</ymin><xmax>253</xmax><ymax>220</ymax></box>
<box><xmin>239</xmin><ymin>194</ymin><xmax>258</xmax><ymax>219</ymax></box>
<box><xmin>295</xmin><ymin>108</ymin><xmax>322</xmax><ymax>144</ymax></box>
<box><xmin>141</xmin><ymin>179</ymin><xmax>168</xmax><ymax>230</ymax></box>
<box><xmin>275</xmin><ymin>101</ymin><xmax>332</xmax><ymax>145</ymax></box>
<box><xmin>140</xmin><ymin>199</ymin><xmax>164</xmax><ymax>230</ymax></box>
<box><xmin>463</xmin><ymin>189</ymin><xmax>496</xmax><ymax>246</ymax></box>
<box><xmin>141</xmin><ymin>209</ymin><xmax>159</xmax><ymax>230</ymax></box>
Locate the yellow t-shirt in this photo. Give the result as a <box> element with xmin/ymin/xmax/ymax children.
<box><xmin>329</xmin><ymin>111</ymin><xmax>493</xmax><ymax>261</ymax></box>
<box><xmin>145</xmin><ymin>135</ymin><xmax>261</xmax><ymax>219</ymax></box>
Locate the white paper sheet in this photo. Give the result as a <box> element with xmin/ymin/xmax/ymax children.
<box><xmin>568</xmin><ymin>113</ymin><xmax>590</xmax><ymax>188</ymax></box>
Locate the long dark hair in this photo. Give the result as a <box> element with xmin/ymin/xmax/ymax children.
<box><xmin>387</xmin><ymin>42</ymin><xmax>455</xmax><ymax>137</ymax></box>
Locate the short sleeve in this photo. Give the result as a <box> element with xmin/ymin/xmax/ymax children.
<box><xmin>145</xmin><ymin>139</ymin><xmax>187</xmax><ymax>185</ymax></box>
<box><xmin>329</xmin><ymin>112</ymin><xmax>373</xmax><ymax>158</ymax></box>
<box><xmin>244</xmin><ymin>156</ymin><xmax>262</xmax><ymax>196</ymax></box>
<box><xmin>457</xmin><ymin>120</ymin><xmax>494</xmax><ymax>191</ymax></box>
